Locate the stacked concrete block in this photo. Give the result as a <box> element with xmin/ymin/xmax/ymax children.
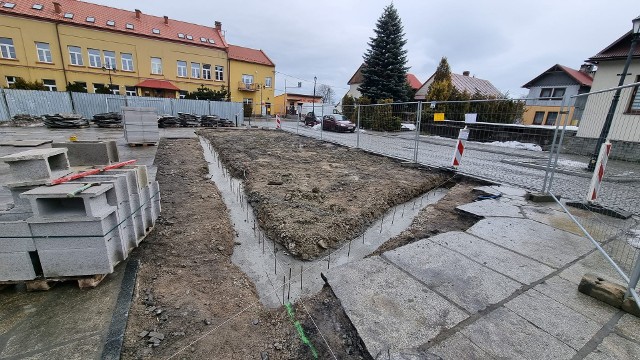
<box><xmin>21</xmin><ymin>183</ymin><xmax>125</xmax><ymax>277</ymax></box>
<box><xmin>0</xmin><ymin>148</ymin><xmax>71</xmax><ymax>186</ymax></box>
<box><xmin>52</xmin><ymin>140</ymin><xmax>119</xmax><ymax>166</ymax></box>
<box><xmin>151</xmin><ymin>181</ymin><xmax>162</xmax><ymax>221</ymax></box>
<box><xmin>123</xmin><ymin>107</ymin><xmax>160</xmax><ymax>145</ymax></box>
<box><xmin>0</xmin><ymin>212</ymin><xmax>38</xmax><ymax>281</ymax></box>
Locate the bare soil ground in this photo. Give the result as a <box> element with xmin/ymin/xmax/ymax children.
<box><xmin>198</xmin><ymin>129</ymin><xmax>449</xmax><ymax>260</ymax></box>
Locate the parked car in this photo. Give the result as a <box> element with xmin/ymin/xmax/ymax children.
<box><xmin>322</xmin><ymin>114</ymin><xmax>356</xmax><ymax>132</ymax></box>
<box><xmin>304</xmin><ymin>112</ymin><xmax>321</xmax><ymax>126</ymax></box>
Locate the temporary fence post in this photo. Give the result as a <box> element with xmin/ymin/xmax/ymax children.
<box><xmin>414</xmin><ymin>102</ymin><xmax>422</xmax><ymax>163</ymax></box>
<box><xmin>626</xmin><ymin>257</ymin><xmax>640</xmax><ymax>299</ymax></box>
<box><xmin>452</xmin><ymin>126</ymin><xmax>470</xmax><ymax>169</ymax></box>
<box><xmin>586</xmin><ymin>141</ymin><xmax>612</xmax><ymax>202</ymax></box>
<box><xmin>356</xmin><ymin>105</ymin><xmax>361</xmax><ymax>148</ymax></box>
<box><xmin>542</xmin><ymin>98</ymin><xmax>569</xmax><ymax>193</ymax></box>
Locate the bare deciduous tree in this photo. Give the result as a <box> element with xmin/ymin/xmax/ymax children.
<box><xmin>317</xmin><ymin>84</ymin><xmax>335</xmax><ymax>104</ymax></box>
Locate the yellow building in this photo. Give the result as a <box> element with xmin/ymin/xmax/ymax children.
<box><xmin>228</xmin><ymin>45</ymin><xmax>275</xmax><ymax>116</ymax></box>
<box><xmin>0</xmin><ymin>0</ymin><xmax>274</xmax><ymax>100</ymax></box>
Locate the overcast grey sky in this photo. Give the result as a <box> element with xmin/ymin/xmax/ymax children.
<box><xmin>91</xmin><ymin>0</ymin><xmax>638</xmax><ymax>99</ymax></box>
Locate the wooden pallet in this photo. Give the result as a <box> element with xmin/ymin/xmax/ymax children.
<box><xmin>0</xmin><ymin>274</ymin><xmax>108</xmax><ymax>291</ymax></box>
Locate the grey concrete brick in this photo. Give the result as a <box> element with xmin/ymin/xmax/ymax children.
<box><xmin>140</xmin><ymin>185</ymin><xmax>154</xmax><ymax>228</ymax></box>
<box><xmin>7</xmin><ymin>185</ymin><xmax>36</xmax><ymax>212</ymax></box>
<box><xmin>0</xmin><ymin>252</ymin><xmax>37</xmax><ymax>281</ymax></box>
<box><xmin>0</xmin><ymin>219</ymin><xmax>35</xmax><ymax>253</ymax></box>
<box><xmin>37</xmin><ymin>246</ymin><xmax>117</xmax><ymax>277</ymax></box>
<box><xmin>1</xmin><ymin>148</ymin><xmax>70</xmax><ymax>184</ymax></box>
<box><xmin>51</xmin><ymin>141</ymin><xmax>120</xmax><ymax>166</ymax></box>
<box><xmin>21</xmin><ymin>183</ymin><xmax>115</xmax><ymax>219</ymax></box>
<box><xmin>151</xmin><ymin>181</ymin><xmax>161</xmax><ymax>221</ymax></box>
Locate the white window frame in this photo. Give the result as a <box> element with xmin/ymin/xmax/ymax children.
<box><xmin>177</xmin><ymin>60</ymin><xmax>187</xmax><ymax>77</ymax></box>
<box><xmin>179</xmin><ymin>90</ymin><xmax>188</xmax><ymax>99</ymax></box>
<box><xmin>36</xmin><ymin>42</ymin><xmax>52</xmax><ymax>63</ymax></box>
<box><xmin>0</xmin><ymin>38</ymin><xmax>17</xmax><ymax>59</ymax></box>
<box><xmin>88</xmin><ymin>49</ymin><xmax>101</xmax><ymax>68</ymax></box>
<box><xmin>68</xmin><ymin>46</ymin><xmax>83</xmax><ymax>66</ymax></box>
<box><xmin>43</xmin><ymin>79</ymin><xmax>57</xmax><ymax>91</ymax></box>
<box><xmin>242</xmin><ymin>74</ymin><xmax>254</xmax><ymax>85</ymax></box>
<box><xmin>151</xmin><ymin>57</ymin><xmax>162</xmax><ymax>75</ymax></box>
<box><xmin>103</xmin><ymin>50</ymin><xmax>116</xmax><ymax>70</ymax></box>
<box><xmin>109</xmin><ymin>84</ymin><xmax>120</xmax><ymax>95</ymax></box>
<box><xmin>121</xmin><ymin>53</ymin><xmax>134</xmax><ymax>71</ymax></box>
<box><xmin>202</xmin><ymin>64</ymin><xmax>211</xmax><ymax>80</ymax></box>
<box><xmin>265</xmin><ymin>77</ymin><xmax>272</xmax><ymax>88</ymax></box>
<box><xmin>125</xmin><ymin>86</ymin><xmax>136</xmax><ymax>96</ymax></box>
<box><xmin>191</xmin><ymin>62</ymin><xmax>201</xmax><ymax>79</ymax></box>
<box><xmin>215</xmin><ymin>65</ymin><xmax>224</xmax><ymax>81</ymax></box>
<box><xmin>6</xmin><ymin>76</ymin><xmax>17</xmax><ymax>87</ymax></box>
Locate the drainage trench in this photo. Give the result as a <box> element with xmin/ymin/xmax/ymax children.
<box><xmin>200</xmin><ymin>137</ymin><xmax>448</xmax><ymax>308</ymax></box>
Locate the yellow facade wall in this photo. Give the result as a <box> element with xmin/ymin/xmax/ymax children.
<box><xmin>229</xmin><ymin>59</ymin><xmax>275</xmax><ymax>115</ymax></box>
<box><xmin>522</xmin><ymin>105</ymin><xmax>577</xmax><ymax>126</ymax></box>
<box><xmin>0</xmin><ymin>14</ymin><xmax>228</xmax><ymax>97</ymax></box>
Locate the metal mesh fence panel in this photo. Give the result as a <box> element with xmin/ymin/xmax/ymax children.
<box><xmin>546</xmin><ymin>83</ymin><xmax>640</xmax><ymax>278</ymax></box>
<box><xmin>0</xmin><ymin>89</ymin><xmax>9</xmax><ymax>121</ymax></box>
<box><xmin>71</xmin><ymin>92</ymin><xmax>126</xmax><ymax>119</ymax></box>
<box><xmin>172</xmin><ymin>98</ymin><xmax>209</xmax><ymax>116</ymax></box>
<box><xmin>127</xmin><ymin>97</ymin><xmax>172</xmax><ymax>115</ymax></box>
<box><xmin>4</xmin><ymin>89</ymin><xmax>73</xmax><ymax>117</ymax></box>
<box><xmin>210</xmin><ymin>101</ymin><xmax>244</xmax><ymax>125</ymax></box>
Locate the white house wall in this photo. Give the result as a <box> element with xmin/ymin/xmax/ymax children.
<box><xmin>346</xmin><ymin>84</ymin><xmax>361</xmax><ymax>98</ymax></box>
<box><xmin>576</xmin><ymin>60</ymin><xmax>640</xmax><ymax>141</ymax></box>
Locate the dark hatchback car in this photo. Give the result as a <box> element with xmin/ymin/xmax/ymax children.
<box><xmin>322</xmin><ymin>114</ymin><xmax>356</xmax><ymax>132</ymax></box>
<box><xmin>304</xmin><ymin>112</ymin><xmax>321</xmax><ymax>126</ymax></box>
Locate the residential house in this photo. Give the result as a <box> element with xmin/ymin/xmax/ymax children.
<box><xmin>521</xmin><ymin>64</ymin><xmax>593</xmax><ymax>126</ymax></box>
<box><xmin>228</xmin><ymin>45</ymin><xmax>275</xmax><ymax>116</ymax></box>
<box><xmin>273</xmin><ymin>93</ymin><xmax>322</xmax><ymax>115</ymax></box>
<box><xmin>346</xmin><ymin>64</ymin><xmax>421</xmax><ymax>98</ymax></box>
<box><xmin>414</xmin><ymin>70</ymin><xmax>502</xmax><ymax>100</ymax></box>
<box><xmin>576</xmin><ymin>31</ymin><xmax>640</xmax><ymax>148</ymax></box>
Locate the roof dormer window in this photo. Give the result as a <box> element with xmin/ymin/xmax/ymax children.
<box><xmin>64</xmin><ymin>13</ymin><xmax>74</xmax><ymax>19</ymax></box>
<box><xmin>208</xmin><ymin>39</ymin><xmax>215</xmax><ymax>44</ymax></box>
<box><xmin>186</xmin><ymin>35</ymin><xmax>193</xmax><ymax>40</ymax></box>
<box><xmin>2</xmin><ymin>3</ymin><xmax>16</xmax><ymax>9</ymax></box>
<box><xmin>152</xmin><ymin>28</ymin><xmax>160</xmax><ymax>34</ymax></box>
<box><xmin>126</xmin><ymin>23</ymin><xmax>134</xmax><ymax>30</ymax></box>
<box><xmin>177</xmin><ymin>33</ymin><xmax>185</xmax><ymax>38</ymax></box>
<box><xmin>200</xmin><ymin>37</ymin><xmax>207</xmax><ymax>42</ymax></box>
<box><xmin>106</xmin><ymin>20</ymin><xmax>115</xmax><ymax>26</ymax></box>
<box><xmin>32</xmin><ymin>4</ymin><xmax>44</xmax><ymax>10</ymax></box>
<box><xmin>86</xmin><ymin>16</ymin><xmax>95</xmax><ymax>23</ymax></box>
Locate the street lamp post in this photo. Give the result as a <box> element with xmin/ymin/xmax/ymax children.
<box><xmin>102</xmin><ymin>61</ymin><xmax>116</xmax><ymax>93</ymax></box>
<box><xmin>588</xmin><ymin>15</ymin><xmax>640</xmax><ymax>171</ymax></box>
<box><xmin>312</xmin><ymin>76</ymin><xmax>317</xmax><ymax>116</ymax></box>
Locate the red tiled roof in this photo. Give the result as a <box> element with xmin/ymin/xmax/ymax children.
<box><xmin>228</xmin><ymin>45</ymin><xmax>275</xmax><ymax>66</ymax></box>
<box><xmin>588</xmin><ymin>31</ymin><xmax>640</xmax><ymax>63</ymax></box>
<box><xmin>521</xmin><ymin>64</ymin><xmax>593</xmax><ymax>88</ymax></box>
<box><xmin>0</xmin><ymin>0</ymin><xmax>226</xmax><ymax>50</ymax></box>
<box><xmin>347</xmin><ymin>64</ymin><xmax>421</xmax><ymax>88</ymax></box>
<box><xmin>135</xmin><ymin>79</ymin><xmax>180</xmax><ymax>91</ymax></box>
<box><xmin>406</xmin><ymin>73</ymin><xmax>421</xmax><ymax>89</ymax></box>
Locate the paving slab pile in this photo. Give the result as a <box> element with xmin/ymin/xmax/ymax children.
<box><xmin>43</xmin><ymin>114</ymin><xmax>89</xmax><ymax>128</ymax></box>
<box><xmin>0</xmin><ymin>147</ymin><xmax>160</xmax><ymax>284</ymax></box>
<box><xmin>123</xmin><ymin>107</ymin><xmax>160</xmax><ymax>145</ymax></box>
<box><xmin>178</xmin><ymin>112</ymin><xmax>200</xmax><ymax>127</ymax></box>
<box><xmin>200</xmin><ymin>115</ymin><xmax>220</xmax><ymax>127</ymax></box>
<box><xmin>92</xmin><ymin>112</ymin><xmax>123</xmax><ymax>128</ymax></box>
<box><xmin>10</xmin><ymin>114</ymin><xmax>43</xmax><ymax>126</ymax></box>
<box><xmin>157</xmin><ymin>115</ymin><xmax>180</xmax><ymax>128</ymax></box>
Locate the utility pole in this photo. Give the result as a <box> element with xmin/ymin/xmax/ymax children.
<box><xmin>312</xmin><ymin>76</ymin><xmax>317</xmax><ymax>116</ymax></box>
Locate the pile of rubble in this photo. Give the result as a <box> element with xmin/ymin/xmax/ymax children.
<box><xmin>43</xmin><ymin>113</ymin><xmax>89</xmax><ymax>128</ymax></box>
<box><xmin>157</xmin><ymin>115</ymin><xmax>180</xmax><ymax>128</ymax></box>
<box><xmin>92</xmin><ymin>112</ymin><xmax>123</xmax><ymax>128</ymax></box>
<box><xmin>6</xmin><ymin>114</ymin><xmax>44</xmax><ymax>127</ymax></box>
<box><xmin>178</xmin><ymin>112</ymin><xmax>200</xmax><ymax>127</ymax></box>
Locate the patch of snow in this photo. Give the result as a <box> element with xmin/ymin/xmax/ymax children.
<box><xmin>556</xmin><ymin>159</ymin><xmax>588</xmax><ymax>168</ymax></box>
<box><xmin>312</xmin><ymin>124</ymin><xmax>321</xmax><ymax>131</ymax></box>
<box><xmin>400</xmin><ymin>123</ymin><xmax>416</xmax><ymax>131</ymax></box>
<box><xmin>627</xmin><ymin>229</ymin><xmax>640</xmax><ymax>249</ymax></box>
<box><xmin>488</xmin><ymin>141</ymin><xmax>542</xmax><ymax>152</ymax></box>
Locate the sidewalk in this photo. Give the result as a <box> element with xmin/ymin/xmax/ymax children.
<box><xmin>325</xmin><ymin>185</ymin><xmax>640</xmax><ymax>359</ymax></box>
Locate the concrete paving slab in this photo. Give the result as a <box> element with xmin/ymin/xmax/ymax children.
<box><xmin>615</xmin><ymin>314</ymin><xmax>640</xmax><ymax>343</ymax></box>
<box><xmin>457</xmin><ymin>198</ymin><xmax>524</xmax><ymax>218</ymax></box>
<box><xmin>461</xmin><ymin>307</ymin><xmax>576</xmax><ymax>359</ymax></box>
<box><xmin>384</xmin><ymin>239</ymin><xmax>522</xmax><ymax>313</ymax></box>
<box><xmin>325</xmin><ymin>257</ymin><xmax>468</xmax><ymax>357</ymax></box>
<box><xmin>427</xmin><ymin>332</ymin><xmax>494</xmax><ymax>359</ymax></box>
<box><xmin>534</xmin><ymin>276</ymin><xmax>619</xmax><ymax>325</ymax></box>
<box><xmin>474</xmin><ymin>185</ymin><xmax>528</xmax><ymax>198</ymax></box>
<box><xmin>522</xmin><ymin>205</ymin><xmax>585</xmax><ymax>235</ymax></box>
<box><xmin>584</xmin><ymin>333</ymin><xmax>640</xmax><ymax>360</ymax></box>
<box><xmin>467</xmin><ymin>218</ymin><xmax>595</xmax><ymax>268</ymax></box>
<box><xmin>504</xmin><ymin>288</ymin><xmax>602</xmax><ymax>350</ymax></box>
<box><xmin>0</xmin><ymin>140</ymin><xmax>52</xmax><ymax>147</ymax></box>
<box><xmin>559</xmin><ymin>251</ymin><xmax>625</xmax><ymax>286</ymax></box>
<box><xmin>430</xmin><ymin>231</ymin><xmax>554</xmax><ymax>284</ymax></box>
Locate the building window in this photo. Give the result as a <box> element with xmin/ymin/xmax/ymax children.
<box><xmin>86</xmin><ymin>17</ymin><xmax>95</xmax><ymax>23</ymax></box>
<box><xmin>125</xmin><ymin>23</ymin><xmax>134</xmax><ymax>30</ymax></box>
<box><xmin>109</xmin><ymin>84</ymin><xmax>120</xmax><ymax>95</ymax></box>
<box><xmin>104</xmin><ymin>51</ymin><xmax>116</xmax><ymax>70</ymax></box>
<box><xmin>627</xmin><ymin>75</ymin><xmax>640</xmax><ymax>114</ymax></box>
<box><xmin>532</xmin><ymin>111</ymin><xmax>545</xmax><ymax>125</ymax></box>
<box><xmin>93</xmin><ymin>83</ymin><xmax>105</xmax><ymax>93</ymax></box>
<box><xmin>35</xmin><ymin>42</ymin><xmax>52</xmax><ymax>63</ymax></box>
<box><xmin>64</xmin><ymin>13</ymin><xmax>74</xmax><ymax>19</ymax></box>
<box><xmin>121</xmin><ymin>53</ymin><xmax>134</xmax><ymax>71</ymax></box>
<box><xmin>242</xmin><ymin>74</ymin><xmax>254</xmax><ymax>84</ymax></box>
<box><xmin>540</xmin><ymin>87</ymin><xmax>565</xmax><ymax>100</ymax></box>
<box><xmin>0</xmin><ymin>38</ymin><xmax>17</xmax><ymax>59</ymax></box>
<box><xmin>179</xmin><ymin>90</ymin><xmax>188</xmax><ymax>99</ymax></box>
<box><xmin>191</xmin><ymin>62</ymin><xmax>201</xmax><ymax>78</ymax></box>
<box><xmin>73</xmin><ymin>81</ymin><xmax>87</xmax><ymax>92</ymax></box>
<box><xmin>265</xmin><ymin>77</ymin><xmax>272</xmax><ymax>88</ymax></box>
<box><xmin>215</xmin><ymin>65</ymin><xmax>224</xmax><ymax>81</ymax></box>
<box><xmin>177</xmin><ymin>61</ymin><xmax>187</xmax><ymax>77</ymax></box>
<box><xmin>43</xmin><ymin>79</ymin><xmax>57</xmax><ymax>91</ymax></box>
<box><xmin>125</xmin><ymin>86</ymin><xmax>136</xmax><ymax>96</ymax></box>
<box><xmin>6</xmin><ymin>76</ymin><xmax>17</xmax><ymax>87</ymax></box>
<box><xmin>243</xmin><ymin>98</ymin><xmax>253</xmax><ymax>105</ymax></box>
<box><xmin>88</xmin><ymin>49</ymin><xmax>101</xmax><ymax>68</ymax></box>
<box><xmin>202</xmin><ymin>64</ymin><xmax>211</xmax><ymax>80</ymax></box>
<box><xmin>68</xmin><ymin>46</ymin><xmax>83</xmax><ymax>66</ymax></box>
<box><xmin>545</xmin><ymin>112</ymin><xmax>558</xmax><ymax>126</ymax></box>
<box><xmin>151</xmin><ymin>57</ymin><xmax>162</xmax><ymax>75</ymax></box>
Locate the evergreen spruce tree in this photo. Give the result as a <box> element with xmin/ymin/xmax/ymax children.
<box><xmin>359</xmin><ymin>4</ymin><xmax>409</xmax><ymax>103</ymax></box>
<box><xmin>426</xmin><ymin>57</ymin><xmax>454</xmax><ymax>101</ymax></box>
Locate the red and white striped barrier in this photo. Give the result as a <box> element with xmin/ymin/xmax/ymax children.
<box><xmin>452</xmin><ymin>127</ymin><xmax>470</xmax><ymax>168</ymax></box>
<box><xmin>587</xmin><ymin>141</ymin><xmax>612</xmax><ymax>202</ymax></box>
<box><xmin>276</xmin><ymin>114</ymin><xmax>281</xmax><ymax>129</ymax></box>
